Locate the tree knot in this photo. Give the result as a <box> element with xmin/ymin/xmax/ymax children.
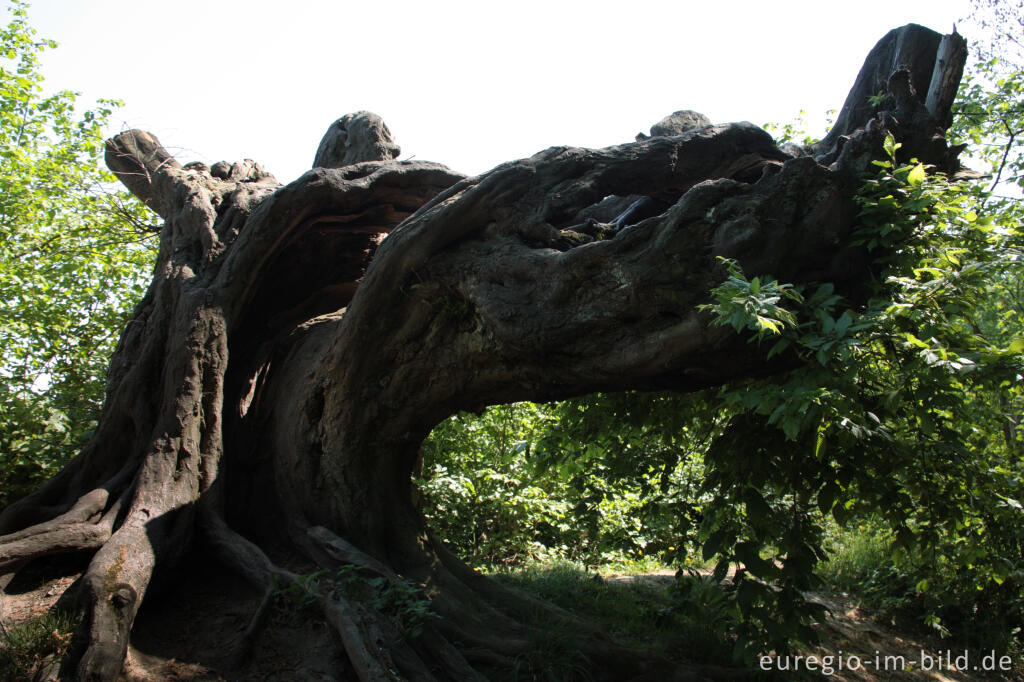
<box><xmin>110</xmin><ymin>584</ymin><xmax>137</xmax><ymax>610</ymax></box>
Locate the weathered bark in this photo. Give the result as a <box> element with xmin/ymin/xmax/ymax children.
<box><xmin>635</xmin><ymin>110</ymin><xmax>712</xmax><ymax>140</ymax></box>
<box><xmin>813</xmin><ymin>23</ymin><xmax>967</xmax><ymax>169</ymax></box>
<box><xmin>0</xmin><ymin>23</ymin><xmax>967</xmax><ymax>681</ymax></box>
<box><xmin>314</xmin><ymin>111</ymin><xmax>402</xmax><ymax>169</ymax></box>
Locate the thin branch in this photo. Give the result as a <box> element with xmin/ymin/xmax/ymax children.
<box><xmin>987</xmin><ymin>120</ymin><xmax>1018</xmax><ymax>197</ymax></box>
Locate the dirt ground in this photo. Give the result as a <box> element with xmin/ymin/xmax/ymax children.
<box><xmin>3</xmin><ymin>562</ymin><xmax>1020</xmax><ymax>680</ymax></box>
<box><xmin>1</xmin><ymin>553</ymin><xmax>352</xmax><ymax>681</ymax></box>
<box><xmin>607</xmin><ymin>569</ymin><xmax>1021</xmax><ymax>681</ymax></box>
<box><xmin>800</xmin><ymin>589</ymin><xmax>1018</xmax><ymax>682</ymax></box>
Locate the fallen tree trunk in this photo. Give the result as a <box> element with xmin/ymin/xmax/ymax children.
<box><xmin>0</xmin><ymin>25</ymin><xmax>967</xmax><ymax>681</ymax></box>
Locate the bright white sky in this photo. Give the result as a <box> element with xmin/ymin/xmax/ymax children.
<box><xmin>24</xmin><ymin>0</ymin><xmax>973</xmax><ymax>183</ymax></box>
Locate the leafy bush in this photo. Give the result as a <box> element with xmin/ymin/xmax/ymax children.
<box><xmin>821</xmin><ymin>520</ymin><xmax>1023</xmax><ymax>662</ymax></box>
<box><xmin>694</xmin><ymin>127</ymin><xmax>1024</xmax><ymax>659</ymax></box>
<box><xmin>417</xmin><ymin>398</ymin><xmax>712</xmax><ymax>568</ymax></box>
<box><xmin>0</xmin><ymin>1</ymin><xmax>157</xmax><ymax>507</ymax></box>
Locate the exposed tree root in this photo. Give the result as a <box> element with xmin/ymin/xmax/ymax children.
<box><xmin>199</xmin><ymin>515</ymin><xmax>494</xmax><ymax>680</ymax></box>
<box><xmin>0</xmin><ymin>490</ymin><xmax>108</xmax><ymax>543</ymax></box>
<box><xmin>307</xmin><ymin>525</ymin><xmax>399</xmax><ymax>579</ymax></box>
<box><xmin>321</xmin><ymin>593</ymin><xmax>420</xmax><ymax>681</ymax></box>
<box><xmin>0</xmin><ymin>522</ymin><xmax>111</xmax><ymax>574</ymax></box>
<box><xmin>223</xmin><ymin>583</ymin><xmax>275</xmax><ymax>671</ymax></box>
<box><xmin>197</xmin><ymin>513</ymin><xmax>300</xmax><ymax>670</ymax></box>
<box><xmin>0</xmin><ymin>493</ymin><xmax>123</xmax><ymax>584</ymax></box>
<box><xmin>304</xmin><ymin>524</ymin><xmax>494</xmax><ymax>679</ymax></box>
<box><xmin>302</xmin><ymin>522</ymin><xmax>732</xmax><ymax>680</ymax></box>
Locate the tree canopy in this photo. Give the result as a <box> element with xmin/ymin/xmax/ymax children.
<box><xmin>0</xmin><ymin>0</ymin><xmax>155</xmax><ymax>507</ymax></box>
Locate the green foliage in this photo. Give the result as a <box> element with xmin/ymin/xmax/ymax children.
<box><xmin>417</xmin><ymin>396</ymin><xmax>715</xmax><ymax>568</ymax></box>
<box><xmin>700</xmin><ymin>259</ymin><xmax>803</xmax><ymax>341</ymax></box>
<box><xmin>951</xmin><ymin>54</ymin><xmax>1024</xmax><ymax>263</ymax></box>
<box><xmin>275</xmin><ymin>566</ymin><xmax>437</xmax><ymax>641</ymax></box>
<box><xmin>361</xmin><ymin>574</ymin><xmax>435</xmax><ymax>640</ymax></box>
<box><xmin>696</xmin><ymin>130</ymin><xmax>1024</xmax><ymax>658</ymax></box>
<box><xmin>417</xmin><ymin>402</ymin><xmax>573</xmax><ymax>566</ymax></box>
<box><xmin>820</xmin><ymin>521</ymin><xmax>1024</xmax><ymax>661</ymax></box>
<box><xmin>533</xmin><ymin>392</ymin><xmax>718</xmax><ymax>566</ymax></box>
<box><xmin>271</xmin><ymin>570</ymin><xmax>325</xmax><ymax>612</ymax></box>
<box><xmin>794</xmin><ymin>8</ymin><xmax>1024</xmax><ymax>655</ymax></box>
<box><xmin>0</xmin><ymin>1</ymin><xmax>157</xmax><ymax>506</ymax></box>
<box><xmin>0</xmin><ymin>609</ymin><xmax>77</xmax><ymax>682</ymax></box>
<box><xmin>761</xmin><ymin>109</ymin><xmax>834</xmax><ymax>148</ymax></box>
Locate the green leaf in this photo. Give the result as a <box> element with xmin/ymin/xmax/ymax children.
<box><xmin>756</xmin><ymin>316</ymin><xmax>780</xmax><ymax>334</ymax></box>
<box><xmin>906</xmin><ymin>163</ymin><xmax>926</xmax><ymax>186</ymax></box>
<box><xmin>743</xmin><ymin>490</ymin><xmax>771</xmax><ymax>520</ymax></box>
<box><xmin>882</xmin><ymin>132</ymin><xmax>901</xmax><ymax>159</ymax></box>
<box><xmin>766</xmin><ymin>337</ymin><xmax>791</xmax><ymax>359</ymax></box>
<box><xmin>712</xmin><ymin>558</ymin><xmax>730</xmax><ymax>583</ymax></box>
<box><xmin>703</xmin><ymin>530</ymin><xmax>730</xmax><ymax>561</ymax></box>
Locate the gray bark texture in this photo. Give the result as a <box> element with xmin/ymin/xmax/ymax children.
<box><xmin>314</xmin><ymin>111</ymin><xmax>402</xmax><ymax>169</ymax></box>
<box><xmin>0</xmin><ymin>23</ymin><xmax>967</xmax><ymax>681</ymax></box>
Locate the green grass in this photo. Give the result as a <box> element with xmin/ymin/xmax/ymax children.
<box><xmin>492</xmin><ymin>562</ymin><xmax>739</xmax><ymax>669</ymax></box>
<box><xmin>817</xmin><ymin>523</ymin><xmax>893</xmax><ymax>594</ymax></box>
<box><xmin>0</xmin><ymin>610</ymin><xmax>77</xmax><ymax>682</ymax></box>
<box><xmin>590</xmin><ymin>555</ymin><xmax>677</xmax><ymax>576</ymax></box>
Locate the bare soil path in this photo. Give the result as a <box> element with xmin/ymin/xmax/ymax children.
<box><xmin>607</xmin><ymin>569</ymin><xmax>1021</xmax><ymax>681</ymax></box>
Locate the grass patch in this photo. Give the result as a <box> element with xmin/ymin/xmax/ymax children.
<box><xmin>491</xmin><ymin>562</ymin><xmax>742</xmax><ymax>671</ymax></box>
<box><xmin>590</xmin><ymin>555</ymin><xmax>678</xmax><ymax>576</ymax></box>
<box><xmin>0</xmin><ymin>609</ymin><xmax>77</xmax><ymax>682</ymax></box>
<box><xmin>818</xmin><ymin>524</ymin><xmax>894</xmax><ymax>595</ymax></box>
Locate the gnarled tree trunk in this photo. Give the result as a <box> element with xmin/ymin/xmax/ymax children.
<box><xmin>0</xmin><ymin>24</ymin><xmax>967</xmax><ymax>681</ymax></box>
